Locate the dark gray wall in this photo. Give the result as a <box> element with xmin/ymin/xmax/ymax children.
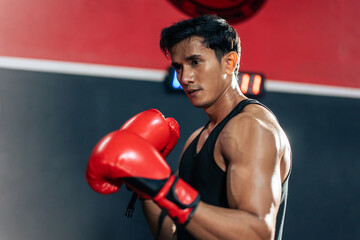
<box><xmin>0</xmin><ymin>68</ymin><xmax>359</xmax><ymax>240</ymax></box>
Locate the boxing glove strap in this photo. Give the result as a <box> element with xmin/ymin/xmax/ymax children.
<box><xmin>154</xmin><ymin>175</ymin><xmax>200</xmax><ymax>225</ymax></box>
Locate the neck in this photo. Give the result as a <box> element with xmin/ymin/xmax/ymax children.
<box><xmin>204</xmin><ymin>78</ymin><xmax>246</xmax><ymax>130</ymax></box>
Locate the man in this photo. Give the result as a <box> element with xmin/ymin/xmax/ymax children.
<box><xmin>86</xmin><ymin>15</ymin><xmax>291</xmax><ymax>240</ymax></box>
<box><xmin>141</xmin><ymin>15</ymin><xmax>291</xmax><ymax>240</ymax></box>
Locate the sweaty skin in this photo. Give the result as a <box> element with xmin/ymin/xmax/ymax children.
<box><xmin>142</xmin><ymin>36</ymin><xmax>291</xmax><ymax>240</ymax></box>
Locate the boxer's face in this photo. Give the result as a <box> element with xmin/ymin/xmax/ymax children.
<box><xmin>170</xmin><ymin>36</ymin><xmax>229</xmax><ymax>108</ymax></box>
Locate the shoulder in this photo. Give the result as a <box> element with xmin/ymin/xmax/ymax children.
<box><xmin>218</xmin><ymin>103</ymin><xmax>285</xmax><ymax>164</ymax></box>
<box><xmin>222</xmin><ymin>103</ymin><xmax>280</xmax><ymax>140</ymax></box>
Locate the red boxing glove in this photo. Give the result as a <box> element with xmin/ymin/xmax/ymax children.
<box><xmin>120</xmin><ymin>109</ymin><xmax>179</xmax><ymax>158</ymax></box>
<box><xmin>85</xmin><ymin>131</ymin><xmax>199</xmax><ymax>225</ymax></box>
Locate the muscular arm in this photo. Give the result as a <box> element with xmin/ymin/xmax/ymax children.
<box><xmin>184</xmin><ymin>115</ymin><xmax>284</xmax><ymax>240</ymax></box>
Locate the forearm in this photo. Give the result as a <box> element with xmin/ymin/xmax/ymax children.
<box><xmin>141</xmin><ymin>199</ymin><xmax>176</xmax><ymax>240</ymax></box>
<box><xmin>185</xmin><ymin>202</ymin><xmax>272</xmax><ymax>240</ymax></box>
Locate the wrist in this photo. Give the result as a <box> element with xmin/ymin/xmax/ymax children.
<box><xmin>154</xmin><ymin>175</ymin><xmax>200</xmax><ymax>225</ymax></box>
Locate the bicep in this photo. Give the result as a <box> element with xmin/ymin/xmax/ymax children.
<box><xmin>226</xmin><ymin>160</ymin><xmax>281</xmax><ymax>218</ymax></box>
<box><xmin>222</xmin><ymin>118</ymin><xmax>282</xmax><ymax>228</ymax></box>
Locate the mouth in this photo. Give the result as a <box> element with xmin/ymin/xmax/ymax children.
<box><xmin>187</xmin><ymin>89</ymin><xmax>200</xmax><ymax>96</ymax></box>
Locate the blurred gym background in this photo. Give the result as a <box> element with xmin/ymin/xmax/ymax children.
<box><xmin>0</xmin><ymin>0</ymin><xmax>359</xmax><ymax>239</ymax></box>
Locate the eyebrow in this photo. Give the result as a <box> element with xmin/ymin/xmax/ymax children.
<box><xmin>185</xmin><ymin>54</ymin><xmax>202</xmax><ymax>61</ymax></box>
<box><xmin>171</xmin><ymin>54</ymin><xmax>202</xmax><ymax>68</ymax></box>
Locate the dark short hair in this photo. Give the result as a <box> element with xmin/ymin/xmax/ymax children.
<box><xmin>160</xmin><ymin>15</ymin><xmax>241</xmax><ymax>73</ymax></box>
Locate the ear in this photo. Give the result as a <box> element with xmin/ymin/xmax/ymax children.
<box><xmin>224</xmin><ymin>52</ymin><xmax>238</xmax><ymax>75</ymax></box>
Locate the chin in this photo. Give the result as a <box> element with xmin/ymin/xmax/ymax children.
<box><xmin>190</xmin><ymin>100</ymin><xmax>209</xmax><ymax>109</ymax></box>
<box><xmin>188</xmin><ymin>94</ymin><xmax>212</xmax><ymax>108</ymax></box>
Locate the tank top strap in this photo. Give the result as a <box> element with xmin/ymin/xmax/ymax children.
<box><xmin>209</xmin><ymin>98</ymin><xmax>260</xmax><ymax>141</ymax></box>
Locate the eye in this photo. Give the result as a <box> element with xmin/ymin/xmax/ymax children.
<box><xmin>192</xmin><ymin>59</ymin><xmax>199</xmax><ymax>66</ymax></box>
<box><xmin>172</xmin><ymin>65</ymin><xmax>182</xmax><ymax>71</ymax></box>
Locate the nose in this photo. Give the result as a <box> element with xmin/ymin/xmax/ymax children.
<box><xmin>178</xmin><ymin>66</ymin><xmax>194</xmax><ymax>86</ymax></box>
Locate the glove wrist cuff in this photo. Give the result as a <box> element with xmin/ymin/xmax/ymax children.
<box><xmin>154</xmin><ymin>175</ymin><xmax>200</xmax><ymax>225</ymax></box>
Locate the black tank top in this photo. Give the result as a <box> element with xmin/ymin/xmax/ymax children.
<box><xmin>177</xmin><ymin>99</ymin><xmax>290</xmax><ymax>240</ymax></box>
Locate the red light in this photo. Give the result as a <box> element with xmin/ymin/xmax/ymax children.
<box><xmin>252</xmin><ymin>74</ymin><xmax>262</xmax><ymax>95</ymax></box>
<box><xmin>240</xmin><ymin>74</ymin><xmax>250</xmax><ymax>94</ymax></box>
